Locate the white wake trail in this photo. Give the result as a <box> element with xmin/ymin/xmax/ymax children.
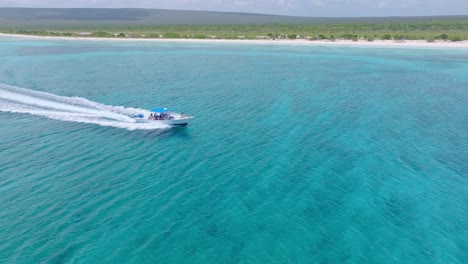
<box><xmin>0</xmin><ymin>83</ymin><xmax>169</xmax><ymax>130</ymax></box>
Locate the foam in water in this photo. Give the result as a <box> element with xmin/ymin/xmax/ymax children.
<box><xmin>0</xmin><ymin>83</ymin><xmax>169</xmax><ymax>130</ymax></box>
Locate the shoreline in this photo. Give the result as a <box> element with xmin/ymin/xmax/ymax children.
<box><xmin>1</xmin><ymin>33</ymin><xmax>468</xmax><ymax>48</ymax></box>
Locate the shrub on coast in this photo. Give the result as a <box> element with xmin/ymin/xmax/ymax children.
<box><xmin>367</xmin><ymin>36</ymin><xmax>374</xmax><ymax>42</ymax></box>
<box><xmin>16</xmin><ymin>30</ymin><xmax>48</xmax><ymax>36</ymax></box>
<box><xmin>163</xmin><ymin>32</ymin><xmax>181</xmax><ymax>38</ymax></box>
<box><xmin>194</xmin><ymin>34</ymin><xmax>207</xmax><ymax>39</ymax></box>
<box><xmin>267</xmin><ymin>33</ymin><xmax>279</xmax><ymax>39</ymax></box>
<box><xmin>352</xmin><ymin>35</ymin><xmax>358</xmax><ymax>41</ymax></box>
<box><xmin>382</xmin><ymin>34</ymin><xmax>392</xmax><ymax>40</ymax></box>
<box><xmin>145</xmin><ymin>33</ymin><xmax>160</xmax><ymax>38</ymax></box>
<box><xmin>126</xmin><ymin>33</ymin><xmax>139</xmax><ymax>38</ymax></box>
<box><xmin>340</xmin><ymin>33</ymin><xmax>353</xmax><ymax>39</ymax></box>
<box><xmin>118</xmin><ymin>33</ymin><xmax>126</xmax><ymax>37</ymax></box>
<box><xmin>437</xmin><ymin>33</ymin><xmax>448</xmax><ymax>40</ymax></box>
<box><xmin>91</xmin><ymin>31</ymin><xmax>113</xmax><ymax>37</ymax></box>
<box><xmin>449</xmin><ymin>35</ymin><xmax>463</xmax><ymax>41</ymax></box>
<box><xmin>287</xmin><ymin>34</ymin><xmax>297</xmax><ymax>39</ymax></box>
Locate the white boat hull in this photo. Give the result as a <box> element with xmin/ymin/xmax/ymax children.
<box><xmin>134</xmin><ymin>116</ymin><xmax>193</xmax><ymax>126</ymax></box>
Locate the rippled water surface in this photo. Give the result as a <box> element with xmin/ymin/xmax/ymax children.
<box><xmin>0</xmin><ymin>38</ymin><xmax>467</xmax><ymax>263</ymax></box>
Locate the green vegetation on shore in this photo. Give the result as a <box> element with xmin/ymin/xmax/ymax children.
<box><xmin>0</xmin><ymin>8</ymin><xmax>467</xmax><ymax>42</ymax></box>
<box><xmin>2</xmin><ymin>22</ymin><xmax>467</xmax><ymax>42</ymax></box>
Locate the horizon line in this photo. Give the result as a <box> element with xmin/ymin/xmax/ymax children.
<box><xmin>1</xmin><ymin>6</ymin><xmax>468</xmax><ymax>19</ymax></box>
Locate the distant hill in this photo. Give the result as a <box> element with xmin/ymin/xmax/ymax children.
<box><xmin>1</xmin><ymin>7</ymin><xmax>467</xmax><ymax>28</ymax></box>
<box><xmin>2</xmin><ymin>8</ymin><xmax>467</xmax><ymax>41</ymax></box>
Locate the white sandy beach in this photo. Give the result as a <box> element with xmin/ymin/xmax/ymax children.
<box><xmin>1</xmin><ymin>33</ymin><xmax>467</xmax><ymax>48</ymax></box>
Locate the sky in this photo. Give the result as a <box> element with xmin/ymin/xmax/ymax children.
<box><xmin>0</xmin><ymin>0</ymin><xmax>467</xmax><ymax>17</ymax></box>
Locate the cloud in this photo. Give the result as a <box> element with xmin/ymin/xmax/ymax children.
<box><xmin>0</xmin><ymin>0</ymin><xmax>467</xmax><ymax>16</ymax></box>
<box><xmin>309</xmin><ymin>0</ymin><xmax>329</xmax><ymax>7</ymax></box>
<box><xmin>398</xmin><ymin>0</ymin><xmax>422</xmax><ymax>8</ymax></box>
<box><xmin>276</xmin><ymin>0</ymin><xmax>297</xmax><ymax>9</ymax></box>
<box><xmin>377</xmin><ymin>1</ymin><xmax>389</xmax><ymax>8</ymax></box>
<box><xmin>233</xmin><ymin>0</ymin><xmax>253</xmax><ymax>6</ymax></box>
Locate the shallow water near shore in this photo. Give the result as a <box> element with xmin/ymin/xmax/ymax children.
<box><xmin>0</xmin><ymin>37</ymin><xmax>467</xmax><ymax>263</ymax></box>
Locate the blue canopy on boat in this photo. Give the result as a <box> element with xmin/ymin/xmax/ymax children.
<box><xmin>149</xmin><ymin>107</ymin><xmax>172</xmax><ymax>112</ymax></box>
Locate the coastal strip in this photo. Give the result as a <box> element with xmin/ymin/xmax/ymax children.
<box><xmin>1</xmin><ymin>33</ymin><xmax>468</xmax><ymax>48</ymax></box>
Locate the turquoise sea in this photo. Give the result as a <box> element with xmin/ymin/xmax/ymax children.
<box><xmin>0</xmin><ymin>37</ymin><xmax>467</xmax><ymax>263</ymax></box>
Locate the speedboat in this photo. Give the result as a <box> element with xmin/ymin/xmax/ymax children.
<box><xmin>133</xmin><ymin>107</ymin><xmax>194</xmax><ymax>126</ymax></box>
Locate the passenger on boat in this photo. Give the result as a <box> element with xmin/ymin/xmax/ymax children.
<box><xmin>180</xmin><ymin>112</ymin><xmax>184</xmax><ymax>119</ymax></box>
<box><xmin>149</xmin><ymin>113</ymin><xmax>178</xmax><ymax>120</ymax></box>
